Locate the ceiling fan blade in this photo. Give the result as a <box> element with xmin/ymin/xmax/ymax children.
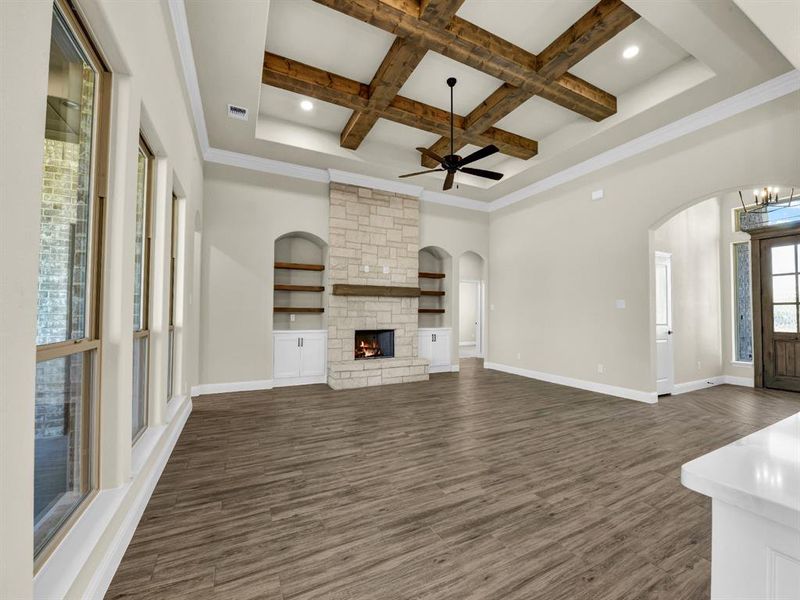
<box><xmin>443</xmin><ymin>170</ymin><xmax>455</xmax><ymax>191</ymax></box>
<box><xmin>398</xmin><ymin>169</ymin><xmax>444</xmax><ymax>178</ymax></box>
<box><xmin>416</xmin><ymin>147</ymin><xmax>445</xmax><ymax>164</ymax></box>
<box><xmin>460</xmin><ymin>166</ymin><xmax>504</xmax><ymax>181</ymax></box>
<box><xmin>458</xmin><ymin>144</ymin><xmax>499</xmax><ymax>167</ymax></box>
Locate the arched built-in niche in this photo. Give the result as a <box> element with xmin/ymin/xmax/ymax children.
<box><xmin>273</xmin><ymin>231</ymin><xmax>327</xmax><ymax>331</ymax></box>
<box><xmin>458</xmin><ymin>251</ymin><xmax>485</xmax><ymax>358</ymax></box>
<box><xmin>418</xmin><ymin>246</ymin><xmax>452</xmax><ymax>329</ymax></box>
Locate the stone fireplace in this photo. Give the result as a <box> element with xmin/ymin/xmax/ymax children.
<box><xmin>327</xmin><ymin>183</ymin><xmax>429</xmax><ymax>389</ymax></box>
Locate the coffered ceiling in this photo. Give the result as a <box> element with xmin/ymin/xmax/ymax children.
<box><xmin>184</xmin><ymin>0</ymin><xmax>794</xmax><ymax>203</ymax></box>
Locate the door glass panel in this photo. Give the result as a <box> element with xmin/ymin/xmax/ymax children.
<box><xmin>771</xmin><ymin>245</ymin><xmax>796</xmax><ymax>275</ymax></box>
<box><xmin>773</xmin><ymin>305</ymin><xmax>798</xmax><ymax>333</ymax></box>
<box><xmin>36</xmin><ymin>9</ymin><xmax>97</xmax><ymax>345</ymax></box>
<box><xmin>773</xmin><ymin>275</ymin><xmax>797</xmax><ymax>303</ymax></box>
<box><xmin>34</xmin><ymin>351</ymin><xmax>94</xmax><ymax>555</ymax></box>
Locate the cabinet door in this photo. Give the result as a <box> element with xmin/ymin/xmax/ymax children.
<box><xmin>431</xmin><ymin>331</ymin><xmax>450</xmax><ymax>367</ymax></box>
<box><xmin>299</xmin><ymin>333</ymin><xmax>326</xmax><ymax>378</ymax></box>
<box><xmin>274</xmin><ymin>335</ymin><xmax>302</xmax><ymax>379</ymax></box>
<box><xmin>418</xmin><ymin>331</ymin><xmax>433</xmax><ymax>361</ymax></box>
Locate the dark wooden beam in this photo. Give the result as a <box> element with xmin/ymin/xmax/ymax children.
<box><xmin>332</xmin><ymin>284</ymin><xmax>421</xmax><ymax>297</ymax></box>
<box><xmin>263</xmin><ymin>52</ymin><xmax>537</xmax><ymax>160</ymax></box>
<box><xmin>274</xmin><ymin>284</ymin><xmax>325</xmax><ymax>292</ymax></box>
<box><xmin>340</xmin><ymin>0</ymin><xmax>465</xmax><ymax>150</ymax></box>
<box><xmin>311</xmin><ymin>0</ymin><xmax>618</xmax><ymax>121</ymax></box>
<box><xmin>420</xmin><ymin>0</ymin><xmax>638</xmax><ymax>166</ymax></box>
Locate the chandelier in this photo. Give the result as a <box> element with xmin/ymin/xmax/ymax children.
<box><xmin>739</xmin><ymin>186</ymin><xmax>794</xmax><ymax>213</ymax></box>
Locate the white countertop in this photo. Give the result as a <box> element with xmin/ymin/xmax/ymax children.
<box><xmin>681</xmin><ymin>411</ymin><xmax>800</xmax><ymax>530</ymax></box>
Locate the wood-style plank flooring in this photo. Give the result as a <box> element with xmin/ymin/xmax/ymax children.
<box><xmin>106</xmin><ymin>359</ymin><xmax>800</xmax><ymax>599</ymax></box>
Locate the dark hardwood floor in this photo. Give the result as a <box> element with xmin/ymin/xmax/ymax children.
<box><xmin>106</xmin><ymin>359</ymin><xmax>800</xmax><ymax>599</ymax></box>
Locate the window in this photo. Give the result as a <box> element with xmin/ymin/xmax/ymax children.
<box><xmin>770</xmin><ymin>244</ymin><xmax>800</xmax><ymax>333</ymax></box>
<box><xmin>167</xmin><ymin>194</ymin><xmax>179</xmax><ymax>398</ymax></box>
<box><xmin>132</xmin><ymin>138</ymin><xmax>153</xmax><ymax>442</ymax></box>
<box><xmin>733</xmin><ymin>242</ymin><xmax>753</xmax><ymax>362</ymax></box>
<box><xmin>34</xmin><ymin>1</ymin><xmax>109</xmax><ymax>559</ymax></box>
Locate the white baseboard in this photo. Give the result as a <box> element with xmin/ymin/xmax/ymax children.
<box><xmin>191</xmin><ymin>379</ymin><xmax>273</xmax><ymax>396</ymax></box>
<box><xmin>273</xmin><ymin>375</ymin><xmax>327</xmax><ymax>388</ymax></box>
<box><xmin>35</xmin><ymin>396</ymin><xmax>192</xmax><ymax>599</ymax></box>
<box><xmin>671</xmin><ymin>374</ymin><xmax>754</xmax><ymax>395</ymax></box>
<box><xmin>722</xmin><ymin>375</ymin><xmax>755</xmax><ymax>387</ymax></box>
<box><xmin>428</xmin><ymin>364</ymin><xmax>452</xmax><ymax>374</ymax></box>
<box><xmin>672</xmin><ymin>377</ymin><xmax>724</xmax><ymax>395</ymax></box>
<box><xmin>484</xmin><ymin>361</ymin><xmax>657</xmax><ymax>404</ymax></box>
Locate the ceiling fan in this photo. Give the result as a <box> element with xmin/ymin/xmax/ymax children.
<box><xmin>399</xmin><ymin>77</ymin><xmax>504</xmax><ymax>191</ymax></box>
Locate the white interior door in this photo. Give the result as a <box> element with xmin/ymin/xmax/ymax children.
<box><xmin>655</xmin><ymin>252</ymin><xmax>674</xmax><ymax>395</ymax></box>
<box><xmin>459</xmin><ymin>280</ymin><xmax>481</xmax><ymax>357</ymax></box>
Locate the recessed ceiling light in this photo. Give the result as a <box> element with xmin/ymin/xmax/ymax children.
<box><xmin>622</xmin><ymin>45</ymin><xmax>640</xmax><ymax>60</ymax></box>
<box><xmin>300</xmin><ymin>99</ymin><xmax>314</xmax><ymax>112</ymax></box>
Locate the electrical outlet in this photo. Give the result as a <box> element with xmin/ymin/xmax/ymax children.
<box><xmin>290</xmin><ymin>314</ymin><xmax>295</xmax><ymax>322</ymax></box>
<box><xmin>597</xmin><ymin>364</ymin><xmax>604</xmax><ymax>374</ymax></box>
<box><xmin>696</xmin><ymin>361</ymin><xmax>701</xmax><ymax>370</ymax></box>
<box><xmin>382</xmin><ymin>265</ymin><xmax>389</xmax><ymax>274</ymax></box>
<box><xmin>490</xmin><ymin>304</ymin><xmax>495</xmax><ymax>311</ymax></box>
<box><xmin>363</xmin><ymin>265</ymin><xmax>370</xmax><ymax>273</ymax></box>
<box><xmin>615</xmin><ymin>299</ymin><xmax>626</xmax><ymax>309</ymax></box>
<box><xmin>516</xmin><ymin>352</ymin><xmax>521</xmax><ymax>360</ymax></box>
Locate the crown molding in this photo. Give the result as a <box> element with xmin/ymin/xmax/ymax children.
<box><xmin>167</xmin><ymin>0</ymin><xmax>799</xmax><ymax>215</ymax></box>
<box><xmin>489</xmin><ymin>69</ymin><xmax>800</xmax><ymax>211</ymax></box>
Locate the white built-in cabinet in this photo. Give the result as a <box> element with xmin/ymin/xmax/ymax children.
<box><xmin>273</xmin><ymin>330</ymin><xmax>327</xmax><ymax>386</ymax></box>
<box><xmin>418</xmin><ymin>328</ymin><xmax>451</xmax><ymax>373</ymax></box>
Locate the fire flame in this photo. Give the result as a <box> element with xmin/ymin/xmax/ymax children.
<box><xmin>355</xmin><ymin>338</ymin><xmax>382</xmax><ymax>359</ymax></box>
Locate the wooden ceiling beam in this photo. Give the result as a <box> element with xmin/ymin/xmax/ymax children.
<box><xmin>263</xmin><ymin>52</ymin><xmax>537</xmax><ymax>160</ymax></box>
<box><xmin>420</xmin><ymin>0</ymin><xmax>639</xmax><ymax>166</ymax></box>
<box><xmin>310</xmin><ymin>0</ymin><xmax>617</xmax><ymax>121</ymax></box>
<box><xmin>340</xmin><ymin>0</ymin><xmax>465</xmax><ymax>150</ymax></box>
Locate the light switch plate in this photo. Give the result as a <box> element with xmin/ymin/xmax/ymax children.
<box><xmin>290</xmin><ymin>314</ymin><xmax>295</xmax><ymax>322</ymax></box>
<box><xmin>615</xmin><ymin>299</ymin><xmax>626</xmax><ymax>309</ymax></box>
<box><xmin>382</xmin><ymin>265</ymin><xmax>389</xmax><ymax>274</ymax></box>
<box><xmin>592</xmin><ymin>189</ymin><xmax>604</xmax><ymax>201</ymax></box>
<box><xmin>363</xmin><ymin>265</ymin><xmax>370</xmax><ymax>273</ymax></box>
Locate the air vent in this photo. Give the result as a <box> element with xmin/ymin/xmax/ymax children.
<box><xmin>227</xmin><ymin>104</ymin><xmax>248</xmax><ymax>121</ymax></box>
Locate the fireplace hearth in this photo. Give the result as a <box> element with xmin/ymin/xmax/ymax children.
<box><xmin>355</xmin><ymin>329</ymin><xmax>395</xmax><ymax>360</ymax></box>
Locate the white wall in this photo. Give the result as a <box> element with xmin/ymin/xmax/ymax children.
<box><xmin>201</xmin><ymin>164</ymin><xmax>491</xmax><ymax>384</ymax></box>
<box><xmin>1</xmin><ymin>1</ymin><xmax>204</xmax><ymax>596</ymax></box>
<box><xmin>654</xmin><ymin>198</ymin><xmax>722</xmax><ymax>385</ymax></box>
<box><xmin>487</xmin><ymin>93</ymin><xmax>800</xmax><ymax>396</ymax></box>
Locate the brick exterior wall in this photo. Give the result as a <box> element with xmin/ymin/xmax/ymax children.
<box><xmin>327</xmin><ymin>183</ymin><xmax>429</xmax><ymax>389</ymax></box>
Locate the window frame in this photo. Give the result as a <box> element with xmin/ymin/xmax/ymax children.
<box><xmin>167</xmin><ymin>193</ymin><xmax>178</xmax><ymax>399</ymax></box>
<box><xmin>34</xmin><ymin>0</ymin><xmax>111</xmax><ymax>567</ymax></box>
<box><xmin>132</xmin><ymin>135</ymin><xmax>155</xmax><ymax>444</ymax></box>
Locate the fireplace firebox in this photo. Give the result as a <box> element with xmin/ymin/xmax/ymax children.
<box><xmin>354</xmin><ymin>329</ymin><xmax>395</xmax><ymax>359</ymax></box>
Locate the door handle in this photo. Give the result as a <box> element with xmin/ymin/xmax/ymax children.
<box><xmin>298</xmin><ymin>338</ymin><xmax>301</xmax><ymax>347</ymax></box>
<box><xmin>301</xmin><ymin>337</ymin><xmax>304</xmax><ymax>347</ymax></box>
<box><xmin>668</xmin><ymin>330</ymin><xmax>673</xmax><ymax>335</ymax></box>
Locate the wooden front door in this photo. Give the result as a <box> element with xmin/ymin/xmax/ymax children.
<box><xmin>761</xmin><ymin>234</ymin><xmax>800</xmax><ymax>391</ymax></box>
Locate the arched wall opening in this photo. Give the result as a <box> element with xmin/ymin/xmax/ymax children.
<box><xmin>647</xmin><ymin>183</ymin><xmax>800</xmax><ymax>396</ymax></box>
<box><xmin>273</xmin><ymin>231</ymin><xmax>328</xmax><ymax>331</ymax></box>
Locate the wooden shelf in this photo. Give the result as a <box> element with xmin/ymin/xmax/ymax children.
<box><xmin>274</xmin><ymin>262</ymin><xmax>325</xmax><ymax>271</ymax></box>
<box><xmin>274</xmin><ymin>307</ymin><xmax>324</xmax><ymax>313</ymax></box>
<box><xmin>274</xmin><ymin>284</ymin><xmax>325</xmax><ymax>292</ymax></box>
<box><xmin>332</xmin><ymin>284</ymin><xmax>419</xmax><ymax>297</ymax></box>
<box><xmin>418</xmin><ymin>308</ymin><xmax>445</xmax><ymax>314</ymax></box>
<box><xmin>420</xmin><ymin>290</ymin><xmax>445</xmax><ymax>296</ymax></box>
<box><xmin>419</xmin><ymin>271</ymin><xmax>445</xmax><ymax>279</ymax></box>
